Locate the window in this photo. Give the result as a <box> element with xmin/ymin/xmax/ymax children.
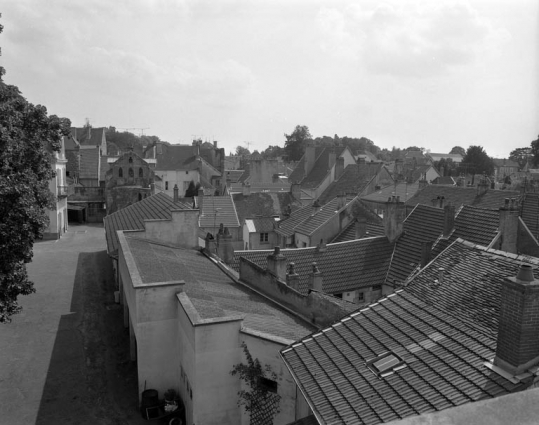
<box><xmin>260</xmin><ymin>233</ymin><xmax>269</xmax><ymax>242</ymax></box>
<box><xmin>165</xmin><ymin>181</ymin><xmax>169</xmax><ymax>190</ymax></box>
<box><xmin>138</xmin><ymin>193</ymin><xmax>142</xmax><ymax>201</ymax></box>
<box><xmin>357</xmin><ymin>292</ymin><xmax>365</xmax><ymax>302</ymax></box>
<box><xmin>372</xmin><ymin>285</ymin><xmax>382</xmax><ymax>291</ymax></box>
<box><xmin>139</xmin><ymin>167</ymin><xmax>143</xmax><ymax>177</ymax></box>
<box><xmin>258</xmin><ymin>377</ymin><xmax>278</xmax><ymax>393</ymax></box>
<box><xmin>118</xmin><ymin>167</ymin><xmax>123</xmax><ymax>178</ymax></box>
<box><xmin>129</xmin><ymin>168</ymin><xmax>134</xmax><ymax>177</ymax></box>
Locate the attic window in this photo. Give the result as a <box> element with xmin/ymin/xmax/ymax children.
<box><xmin>367</xmin><ymin>352</ymin><xmax>404</xmax><ymax>377</ymax></box>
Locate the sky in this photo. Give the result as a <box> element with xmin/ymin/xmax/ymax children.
<box><xmin>2</xmin><ymin>0</ymin><xmax>538</xmax><ymax>158</ymax></box>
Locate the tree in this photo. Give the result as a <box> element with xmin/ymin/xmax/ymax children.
<box><xmin>235</xmin><ymin>146</ymin><xmax>251</xmax><ymax>156</ymax></box>
<box><xmin>509</xmin><ymin>147</ymin><xmax>531</xmax><ymax>169</ymax></box>
<box><xmin>284</xmin><ymin>125</ymin><xmax>312</xmax><ymax>161</ymax></box>
<box><xmin>449</xmin><ymin>146</ymin><xmax>466</xmax><ymax>157</ymax></box>
<box><xmin>461</xmin><ymin>145</ymin><xmax>494</xmax><ymax>176</ymax></box>
<box><xmin>531</xmin><ymin>135</ymin><xmax>539</xmax><ymax>167</ymax></box>
<box><xmin>261</xmin><ymin>145</ymin><xmax>284</xmax><ymax>159</ymax></box>
<box><xmin>0</xmin><ymin>40</ymin><xmax>70</xmax><ymax>321</ymax></box>
<box><xmin>230</xmin><ymin>342</ymin><xmax>280</xmax><ymax>421</ymax></box>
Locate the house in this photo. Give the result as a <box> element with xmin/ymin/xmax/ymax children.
<box><xmin>427</xmin><ymin>152</ymin><xmax>463</xmax><ymax>164</ymax></box>
<box><xmin>154</xmin><ymin>141</ymin><xmax>224</xmax><ymax>197</ymax></box>
<box><xmin>43</xmin><ymin>135</ymin><xmax>69</xmax><ymax>239</ymax></box>
<box><xmin>360</xmin><ymin>181</ymin><xmax>420</xmax><ymax>217</ymax></box>
<box><xmin>243</xmin><ymin>217</ymin><xmax>279</xmax><ymax>250</ymax></box>
<box><xmin>197</xmin><ymin>192</ymin><xmax>242</xmax><ymax>248</ymax></box>
<box><xmin>318</xmin><ymin>162</ymin><xmax>393</xmax><ymax>205</ymax></box>
<box><xmin>232</xmin><ymin>191</ymin><xmax>302</xmax><ymax>225</ymax></box>
<box><xmin>104</xmin><ymin>151</ymin><xmax>157</xmax><ymax>213</ymax></box>
<box><xmin>288</xmin><ymin>144</ymin><xmax>356</xmax><ymax>202</ymax></box>
<box><xmin>493</xmin><ymin>158</ymin><xmax>520</xmax><ymax>180</ymax></box>
<box><xmin>331</xmin><ymin>202</ymin><xmax>385</xmax><ymax>243</ymax></box>
<box><xmin>356</xmin><ymin>150</ymin><xmax>380</xmax><ymax>163</ymax></box>
<box><xmin>281</xmin><ymin>239</ymin><xmax>539</xmax><ymax>425</ymax></box>
<box><xmin>71</xmin><ymin>126</ymin><xmax>107</xmax><ymax>155</ymax></box>
<box><xmin>232</xmin><ymin>235</ymin><xmax>394</xmax><ymax>304</ymax></box>
<box><xmin>116</xmin><ymin>209</ymin><xmax>362</xmax><ymax>425</ymax></box>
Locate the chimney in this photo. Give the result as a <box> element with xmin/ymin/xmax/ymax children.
<box><xmin>494</xmin><ymin>264</ymin><xmax>539</xmax><ymax>375</ymax></box>
<box><xmin>395</xmin><ymin>159</ymin><xmax>403</xmax><ymax>176</ymax></box>
<box><xmin>309</xmin><ymin>262</ymin><xmax>323</xmax><ymax>292</ymax></box>
<box><xmin>267</xmin><ymin>246</ymin><xmax>287</xmax><ymax>281</ymax></box>
<box><xmin>242</xmin><ymin>182</ymin><xmax>251</xmax><ymax>196</ymax></box>
<box><xmin>192</xmin><ymin>140</ymin><xmax>200</xmax><ymax>156</ymax></box>
<box><xmin>499</xmin><ymin>198</ymin><xmax>519</xmax><ymax>254</ymax></box>
<box><xmin>312</xmin><ymin>199</ymin><xmax>321</xmax><ymax>214</ymax></box>
<box><xmin>383</xmin><ymin>196</ymin><xmax>405</xmax><ymax>243</ymax></box>
<box><xmin>334</xmin><ymin>157</ymin><xmax>345</xmax><ymax>181</ymax></box>
<box><xmin>420</xmin><ymin>241</ymin><xmax>433</xmax><ymax>268</ymax></box>
<box><xmin>216</xmin><ymin>226</ymin><xmax>234</xmax><ymax>264</ymax></box>
<box><xmin>355</xmin><ymin>217</ymin><xmax>367</xmax><ymax>239</ymax></box>
<box><xmin>197</xmin><ymin>188</ymin><xmax>204</xmax><ymax>212</ymax></box>
<box><xmin>336</xmin><ymin>194</ymin><xmax>347</xmax><ymax>210</ymax></box>
<box><xmin>213</xmin><ymin>140</ymin><xmax>218</xmax><ymax>148</ymax></box>
<box><xmin>304</xmin><ymin>142</ymin><xmax>316</xmax><ymax>177</ymax></box>
<box><xmin>438</xmin><ymin>196</ymin><xmax>445</xmax><ymax>209</ymax></box>
<box><xmin>204</xmin><ymin>232</ymin><xmax>216</xmax><ymax>253</ymax></box>
<box><xmin>443</xmin><ymin>204</ymin><xmax>455</xmax><ymax>237</ymax></box>
<box><xmin>286</xmin><ymin>262</ymin><xmax>300</xmax><ymax>291</ymax></box>
<box><xmin>477</xmin><ymin>175</ymin><xmax>489</xmax><ymax>196</ymax></box>
<box><xmin>173</xmin><ymin>184</ymin><xmax>179</xmax><ymax>203</ymax></box>
<box><xmin>316</xmin><ymin>239</ymin><xmax>327</xmax><ymax>253</ymax></box>
<box><xmin>291</xmin><ymin>183</ymin><xmax>301</xmax><ymax>201</ymax></box>
<box><xmin>328</xmin><ymin>150</ymin><xmax>337</xmax><ymax>170</ymax></box>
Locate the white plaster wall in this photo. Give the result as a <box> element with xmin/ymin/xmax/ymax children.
<box><xmin>158</xmin><ymin>170</ymin><xmax>200</xmax><ymax>197</ymax></box>
<box><xmin>426</xmin><ymin>166</ymin><xmax>441</xmax><ymax>183</ymax></box>
<box><xmin>143</xmin><ymin>210</ymin><xmax>200</xmax><ymax>249</ymax></box>
<box><xmin>294</xmin><ymin>233</ymin><xmax>310</xmax><ymax>248</ymax></box>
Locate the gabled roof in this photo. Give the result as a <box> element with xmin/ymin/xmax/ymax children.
<box><xmin>123</xmin><ymin>236</ymin><xmax>314</xmax><ymax>342</ymax></box>
<box><xmin>245</xmin><ymin>217</ymin><xmax>276</xmax><ymax>233</ymax></box>
<box><xmin>73</xmin><ymin>127</ymin><xmax>106</xmax><ymax>148</ymax></box>
<box><xmin>404</xmin><ymin>164</ymin><xmax>437</xmax><ymax>183</ymax></box>
<box><xmin>275</xmin><ymin>203</ymin><xmax>319</xmax><ymax>237</ymax></box>
<box><xmin>232</xmin><ymin>237</ymin><xmax>394</xmax><ymax>295</ymax></box>
<box><xmin>301</xmin><ymin>147</ymin><xmax>346</xmax><ymax>189</ymax></box>
<box><xmin>294</xmin><ymin>197</ymin><xmax>348</xmax><ymax>236</ymax></box>
<box><xmin>319</xmin><ymin>163</ymin><xmax>382</xmax><ymax>205</ymax></box>
<box><xmin>288</xmin><ymin>147</ymin><xmax>325</xmax><ymax>184</ymax></box>
<box><xmin>79</xmin><ymin>147</ymin><xmax>100</xmax><ymax>180</ymax></box>
<box><xmin>232</xmin><ymin>192</ymin><xmax>301</xmax><ymax>224</ymax></box>
<box><xmin>199</xmin><ymin>194</ymin><xmax>240</xmax><ymax>228</ymax></box>
<box><xmin>281</xmin><ymin>240</ymin><xmax>539</xmax><ymax>425</ymax></box>
<box><xmin>103</xmin><ymin>192</ymin><xmax>191</xmax><ymax>255</ymax></box>
<box><xmin>385</xmin><ymin>204</ymin><xmax>445</xmax><ymax>286</ymax></box>
<box><xmin>155</xmin><ymin>144</ymin><xmax>200</xmax><ymax>171</ymax></box>
<box><xmin>405</xmin><ymin>185</ymin><xmax>520</xmax><ymax>210</ymax></box>
<box><xmin>361</xmin><ymin>182</ymin><xmax>420</xmax><ymax>204</ymax></box>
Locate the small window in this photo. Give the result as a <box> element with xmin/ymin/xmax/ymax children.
<box><xmin>165</xmin><ymin>181</ymin><xmax>169</xmax><ymax>190</ymax></box>
<box><xmin>258</xmin><ymin>377</ymin><xmax>278</xmax><ymax>393</ymax></box>
<box><xmin>260</xmin><ymin>233</ymin><xmax>269</xmax><ymax>242</ymax></box>
<box><xmin>372</xmin><ymin>285</ymin><xmax>382</xmax><ymax>291</ymax></box>
<box><xmin>119</xmin><ymin>167</ymin><xmax>123</xmax><ymax>178</ymax></box>
<box><xmin>357</xmin><ymin>292</ymin><xmax>365</xmax><ymax>302</ymax></box>
<box><xmin>129</xmin><ymin>168</ymin><xmax>134</xmax><ymax>177</ymax></box>
<box><xmin>138</xmin><ymin>193</ymin><xmax>142</xmax><ymax>201</ymax></box>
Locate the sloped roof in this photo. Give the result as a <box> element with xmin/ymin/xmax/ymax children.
<box><xmin>405</xmin><ymin>185</ymin><xmax>520</xmax><ymax>210</ymax></box>
<box><xmin>522</xmin><ymin>192</ymin><xmax>539</xmax><ymax>239</ymax></box>
<box><xmin>199</xmin><ymin>194</ymin><xmax>240</xmax><ymax>228</ymax></box>
<box><xmin>276</xmin><ymin>204</ymin><xmax>319</xmax><ymax>237</ymax></box>
<box><xmin>288</xmin><ymin>147</ymin><xmax>324</xmax><ymax>184</ymax></box>
<box><xmin>73</xmin><ymin>127</ymin><xmax>106</xmax><ymax>148</ymax></box>
<box><xmin>493</xmin><ymin>158</ymin><xmax>519</xmax><ymax>168</ymax></box>
<box><xmin>233</xmin><ymin>192</ymin><xmax>301</xmax><ymax>224</ymax></box>
<box><xmin>385</xmin><ymin>204</ymin><xmax>445</xmax><ymax>286</ymax></box>
<box><xmin>319</xmin><ymin>163</ymin><xmax>382</xmax><ymax>205</ymax></box>
<box><xmin>294</xmin><ymin>198</ymin><xmax>348</xmax><ymax>236</ymax></box>
<box><xmin>103</xmin><ymin>192</ymin><xmax>191</xmax><ymax>255</ymax></box>
<box><xmin>99</xmin><ymin>156</ymin><xmax>109</xmax><ymax>182</ymax></box>
<box><xmin>331</xmin><ymin>220</ymin><xmax>385</xmax><ymax>243</ymax></box>
<box><xmin>124</xmin><ymin>236</ymin><xmax>314</xmax><ymax>341</ymax></box>
<box><xmin>232</xmin><ymin>237</ymin><xmax>394</xmax><ymax>295</ymax></box>
<box><xmin>281</xmin><ymin>240</ymin><xmax>539</xmax><ymax>425</ymax></box>
<box><xmin>301</xmin><ymin>147</ymin><xmax>346</xmax><ymax>189</ymax></box>
<box><xmin>428</xmin><ymin>153</ymin><xmax>463</xmax><ymax>163</ymax></box>
<box><xmin>155</xmin><ymin>145</ymin><xmax>199</xmax><ymax>171</ymax></box>
<box><xmin>79</xmin><ymin>147</ymin><xmax>100</xmax><ymax>180</ymax></box>
<box><xmin>361</xmin><ymin>182</ymin><xmax>420</xmax><ymax>204</ymax></box>
<box><xmin>228</xmin><ymin>182</ymin><xmax>291</xmax><ymax>194</ymax></box>
<box><xmin>404</xmin><ymin>164</ymin><xmax>437</xmax><ymax>183</ymax></box>
<box><xmin>225</xmin><ymin>169</ymin><xmax>245</xmax><ymax>183</ymax></box>
<box><xmin>245</xmin><ymin>217</ymin><xmax>276</xmax><ymax>233</ymax></box>
<box><xmin>433</xmin><ymin>176</ymin><xmax>456</xmax><ymax>185</ymax></box>
<box><xmin>66</xmin><ymin>150</ymin><xmax>79</xmax><ymax>177</ymax></box>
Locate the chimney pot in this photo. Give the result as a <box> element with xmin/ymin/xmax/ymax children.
<box><xmin>516</xmin><ymin>264</ymin><xmax>534</xmax><ymax>282</ymax></box>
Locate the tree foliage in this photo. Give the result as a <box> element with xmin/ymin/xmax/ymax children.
<box><xmin>284</xmin><ymin>125</ymin><xmax>312</xmax><ymax>161</ymax></box>
<box><xmin>230</xmin><ymin>341</ymin><xmax>281</xmax><ymax>419</ymax></box>
<box><xmin>449</xmin><ymin>146</ymin><xmax>466</xmax><ymax>156</ymax></box>
<box><xmin>261</xmin><ymin>145</ymin><xmax>284</xmax><ymax>159</ymax></box>
<box><xmin>531</xmin><ymin>135</ymin><xmax>539</xmax><ymax>167</ymax></box>
<box><xmin>461</xmin><ymin>145</ymin><xmax>494</xmax><ymax>176</ymax></box>
<box><xmin>0</xmin><ymin>61</ymin><xmax>70</xmax><ymax>322</ymax></box>
<box><xmin>509</xmin><ymin>147</ymin><xmax>531</xmax><ymax>169</ymax></box>
<box><xmin>235</xmin><ymin>145</ymin><xmax>251</xmax><ymax>156</ymax></box>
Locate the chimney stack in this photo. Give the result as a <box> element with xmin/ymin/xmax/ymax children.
<box><xmin>494</xmin><ymin>264</ymin><xmax>539</xmax><ymax>375</ymax></box>
<box><xmin>499</xmin><ymin>198</ymin><xmax>519</xmax><ymax>254</ymax></box>
<box><xmin>173</xmin><ymin>184</ymin><xmax>179</xmax><ymax>203</ymax></box>
<box><xmin>309</xmin><ymin>262</ymin><xmax>323</xmax><ymax>292</ymax></box>
<box><xmin>316</xmin><ymin>239</ymin><xmax>327</xmax><ymax>253</ymax></box>
<box><xmin>356</xmin><ymin>217</ymin><xmax>367</xmax><ymax>239</ymax></box>
<box><xmin>420</xmin><ymin>241</ymin><xmax>433</xmax><ymax>268</ymax></box>
<box><xmin>443</xmin><ymin>204</ymin><xmax>455</xmax><ymax>237</ymax></box>
<box><xmin>286</xmin><ymin>262</ymin><xmax>300</xmax><ymax>291</ymax></box>
<box><xmin>216</xmin><ymin>226</ymin><xmax>234</xmax><ymax>264</ymax></box>
<box><xmin>267</xmin><ymin>246</ymin><xmax>287</xmax><ymax>281</ymax></box>
<box><xmin>334</xmin><ymin>157</ymin><xmax>345</xmax><ymax>181</ymax></box>
<box><xmin>383</xmin><ymin>196</ymin><xmax>405</xmax><ymax>243</ymax></box>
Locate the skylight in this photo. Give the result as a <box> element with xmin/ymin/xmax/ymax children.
<box><xmin>367</xmin><ymin>352</ymin><xmax>405</xmax><ymax>377</ymax></box>
<box><xmin>373</xmin><ymin>355</ymin><xmax>400</xmax><ymax>373</ymax></box>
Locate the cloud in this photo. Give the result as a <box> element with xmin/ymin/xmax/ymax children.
<box><xmin>317</xmin><ymin>1</ymin><xmax>511</xmax><ymax>77</ymax></box>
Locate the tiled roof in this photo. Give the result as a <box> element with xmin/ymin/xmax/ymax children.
<box><xmin>232</xmin><ymin>237</ymin><xmax>394</xmax><ymax>295</ymax></box>
<box><xmin>246</xmin><ymin>217</ymin><xmax>276</xmax><ymax>233</ymax></box>
<box><xmin>361</xmin><ymin>182</ymin><xmax>420</xmax><ymax>204</ymax></box>
<box><xmin>404</xmin><ymin>150</ymin><xmax>425</xmax><ymax>158</ymax></box>
<box><xmin>404</xmin><ymin>164</ymin><xmax>435</xmax><ymax>183</ymax></box>
<box><xmin>433</xmin><ymin>176</ymin><xmax>456</xmax><ymax>185</ymax></box>
<box><xmin>155</xmin><ymin>145</ymin><xmax>199</xmax><ymax>171</ymax></box>
<box><xmin>79</xmin><ymin>147</ymin><xmax>100</xmax><ymax>180</ymax></box>
<box><xmin>66</xmin><ymin>149</ymin><xmax>79</xmax><ymax>177</ymax></box>
<box><xmin>294</xmin><ymin>198</ymin><xmax>347</xmax><ymax>236</ymax></box>
<box><xmin>275</xmin><ymin>204</ymin><xmax>318</xmax><ymax>237</ymax></box>
<box><xmin>232</xmin><ymin>192</ymin><xmax>301</xmax><ymax>224</ymax></box>
<box><xmin>281</xmin><ymin>240</ymin><xmax>539</xmax><ymax>425</ymax></box>
<box><xmin>301</xmin><ymin>147</ymin><xmax>346</xmax><ymax>189</ymax></box>
<box><xmin>199</xmin><ymin>194</ymin><xmax>240</xmax><ymax>228</ymax></box>
<box><xmin>100</xmin><ymin>156</ymin><xmax>109</xmax><ymax>182</ymax></box>
<box><xmin>73</xmin><ymin>127</ymin><xmax>106</xmax><ymax>148</ymax></box>
<box><xmin>288</xmin><ymin>147</ymin><xmax>324</xmax><ymax>184</ymax></box>
<box><xmin>103</xmin><ymin>192</ymin><xmax>191</xmax><ymax>255</ymax></box>
<box><xmin>225</xmin><ymin>169</ymin><xmax>245</xmax><ymax>183</ymax></box>
<box><xmin>493</xmin><ymin>158</ymin><xmax>519</xmax><ymax>168</ymax></box>
<box><xmin>428</xmin><ymin>153</ymin><xmax>463</xmax><ymax>162</ymax></box>
<box><xmin>405</xmin><ymin>185</ymin><xmax>520</xmax><ymax>211</ymax></box>
<box><xmin>385</xmin><ymin>204</ymin><xmax>445</xmax><ymax>286</ymax></box>
<box><xmin>332</xmin><ymin>220</ymin><xmax>385</xmax><ymax>243</ymax></box>
<box><xmin>229</xmin><ymin>182</ymin><xmax>291</xmax><ymax>194</ymax></box>
<box><xmin>521</xmin><ymin>193</ymin><xmax>539</xmax><ymax>239</ymax></box>
<box><xmin>431</xmin><ymin>205</ymin><xmax>500</xmax><ymax>258</ymax></box>
<box><xmin>319</xmin><ymin>163</ymin><xmax>382</xmax><ymax>205</ymax></box>
<box><xmin>125</xmin><ymin>237</ymin><xmax>314</xmax><ymax>341</ymax></box>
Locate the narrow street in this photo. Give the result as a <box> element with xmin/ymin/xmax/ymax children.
<box><xmin>0</xmin><ymin>224</ymin><xmax>147</xmax><ymax>425</ymax></box>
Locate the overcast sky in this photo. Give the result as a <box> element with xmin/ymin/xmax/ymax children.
<box><xmin>2</xmin><ymin>0</ymin><xmax>538</xmax><ymax>157</ymax></box>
